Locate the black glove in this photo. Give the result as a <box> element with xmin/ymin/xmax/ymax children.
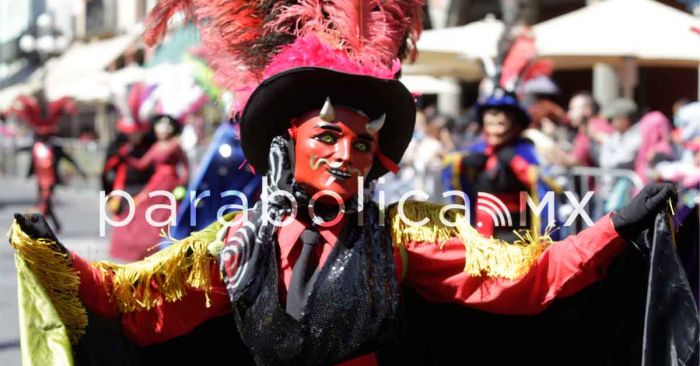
<box><xmin>612</xmin><ymin>183</ymin><xmax>677</xmax><ymax>240</ymax></box>
<box><xmin>13</xmin><ymin>213</ymin><xmax>67</xmax><ymax>254</ymax></box>
<box><xmin>495</xmin><ymin>145</ymin><xmax>518</xmax><ymax>163</ymax></box>
<box><xmin>461</xmin><ymin>153</ymin><xmax>487</xmax><ymax>170</ymax></box>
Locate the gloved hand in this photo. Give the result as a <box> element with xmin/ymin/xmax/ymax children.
<box><xmin>461</xmin><ymin>153</ymin><xmax>487</xmax><ymax>170</ymax></box>
<box><xmin>611</xmin><ymin>183</ymin><xmax>677</xmax><ymax>240</ymax></box>
<box><xmin>495</xmin><ymin>145</ymin><xmax>517</xmax><ymax>163</ymax></box>
<box><xmin>12</xmin><ymin>213</ymin><xmax>67</xmax><ymax>254</ymax></box>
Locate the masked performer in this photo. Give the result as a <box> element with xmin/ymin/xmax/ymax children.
<box><xmin>8</xmin><ymin>2</ymin><xmax>697</xmax><ymax>366</ymax></box>
<box><xmin>443</xmin><ymin>30</ymin><xmax>558</xmax><ymax>241</ymax></box>
<box><xmin>102</xmin><ymin>82</ymin><xmax>157</xmax><ymax>215</ymax></box>
<box><xmin>107</xmin><ymin>114</ymin><xmax>189</xmax><ymax>261</ymax></box>
<box><xmin>10</xmin><ymin>93</ymin><xmax>84</xmax><ymax>233</ymax></box>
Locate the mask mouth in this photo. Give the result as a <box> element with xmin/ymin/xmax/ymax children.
<box><xmin>327</xmin><ymin>167</ymin><xmax>352</xmax><ymax>180</ymax></box>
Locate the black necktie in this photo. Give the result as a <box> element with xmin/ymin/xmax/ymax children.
<box><xmin>286</xmin><ymin>229</ymin><xmax>321</xmax><ymax>320</ymax></box>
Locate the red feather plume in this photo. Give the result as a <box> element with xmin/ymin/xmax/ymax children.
<box><xmin>143</xmin><ymin>0</ymin><xmax>423</xmax><ymax>111</ymax></box>
<box><xmin>10</xmin><ymin>95</ymin><xmax>77</xmax><ymax>134</ymax></box>
<box><xmin>143</xmin><ymin>0</ymin><xmax>195</xmax><ymax>46</ymax></box>
<box><xmin>498</xmin><ymin>28</ymin><xmax>552</xmax><ymax>91</ymax></box>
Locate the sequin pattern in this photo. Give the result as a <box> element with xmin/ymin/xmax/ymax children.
<box><xmin>227</xmin><ymin>202</ymin><xmax>402</xmax><ymax>365</ymax></box>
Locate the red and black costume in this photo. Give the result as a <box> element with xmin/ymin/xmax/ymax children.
<box><xmin>6</xmin><ymin>1</ymin><xmax>697</xmax><ymax>366</ymax></box>
<box><xmin>10</xmin><ymin>94</ymin><xmax>83</xmax><ymax>232</ymax></box>
<box><xmin>443</xmin><ymin>30</ymin><xmax>557</xmax><ymax>241</ymax></box>
<box><xmin>101</xmin><ymin>82</ymin><xmax>157</xmax><ymax>215</ymax></box>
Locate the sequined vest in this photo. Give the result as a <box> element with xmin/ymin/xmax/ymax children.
<box><xmin>223</xmin><ymin>202</ymin><xmax>402</xmax><ymax>365</ymax></box>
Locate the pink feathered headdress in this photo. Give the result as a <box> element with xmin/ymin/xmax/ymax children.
<box><xmin>142</xmin><ymin>0</ymin><xmax>423</xmax><ymax>113</ymax></box>
<box><xmin>115</xmin><ymin>82</ymin><xmax>157</xmax><ymax>134</ymax></box>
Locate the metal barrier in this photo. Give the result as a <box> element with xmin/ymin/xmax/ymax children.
<box><xmin>567</xmin><ymin>166</ymin><xmax>645</xmax><ymax>192</ymax></box>
<box><xmin>558</xmin><ymin>166</ymin><xmax>644</xmax><ymax>234</ymax></box>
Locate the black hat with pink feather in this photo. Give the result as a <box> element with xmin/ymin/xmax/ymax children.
<box><xmin>143</xmin><ymin>0</ymin><xmax>424</xmax><ymax>180</ymax></box>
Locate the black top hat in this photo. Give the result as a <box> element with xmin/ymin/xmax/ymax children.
<box><xmin>477</xmin><ymin>88</ymin><xmax>531</xmax><ymax>126</ymax></box>
<box><xmin>240</xmin><ymin>67</ymin><xmax>416</xmax><ymax>181</ymax></box>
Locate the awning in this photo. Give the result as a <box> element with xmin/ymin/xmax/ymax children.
<box><xmin>533</xmin><ymin>0</ymin><xmax>700</xmax><ymax>69</ymax></box>
<box><xmin>404</xmin><ymin>16</ymin><xmax>503</xmax><ymax>80</ymax></box>
<box><xmin>44</xmin><ymin>31</ymin><xmax>142</xmax><ymax>101</ymax></box>
<box><xmin>0</xmin><ymin>31</ymin><xmax>142</xmax><ymax>108</ymax></box>
<box><xmin>399</xmin><ymin>75</ymin><xmax>461</xmax><ymax>94</ymax></box>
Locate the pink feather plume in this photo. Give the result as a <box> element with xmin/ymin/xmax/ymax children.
<box><xmin>267</xmin><ymin>0</ymin><xmax>423</xmax><ymax>67</ymax></box>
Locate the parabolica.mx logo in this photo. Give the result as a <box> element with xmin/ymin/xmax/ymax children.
<box><xmin>476</xmin><ymin>192</ymin><xmax>513</xmax><ymax>228</ymax></box>
<box><xmin>97</xmin><ymin>176</ymin><xmax>596</xmax><ymax>236</ymax></box>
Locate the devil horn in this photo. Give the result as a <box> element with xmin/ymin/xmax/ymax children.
<box><xmin>366</xmin><ymin>113</ymin><xmax>386</xmax><ymax>134</ymax></box>
<box><xmin>319</xmin><ymin>97</ymin><xmax>335</xmax><ymax>122</ymax></box>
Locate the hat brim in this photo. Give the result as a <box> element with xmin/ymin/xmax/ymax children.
<box><xmin>240</xmin><ymin>67</ymin><xmax>416</xmax><ymax>181</ymax></box>
<box><xmin>477</xmin><ymin>103</ymin><xmax>531</xmax><ymax>126</ymax></box>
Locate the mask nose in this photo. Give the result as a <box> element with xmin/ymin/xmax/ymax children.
<box><xmin>334</xmin><ymin>138</ymin><xmax>351</xmax><ymax>164</ymax></box>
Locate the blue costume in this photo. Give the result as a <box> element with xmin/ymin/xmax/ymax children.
<box><xmin>170</xmin><ymin>122</ymin><xmax>261</xmax><ymax>240</ymax></box>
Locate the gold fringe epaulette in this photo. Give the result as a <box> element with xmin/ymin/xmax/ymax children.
<box><xmin>93</xmin><ymin>214</ymin><xmax>236</xmax><ymax>313</ymax></box>
<box><xmin>9</xmin><ymin>220</ymin><xmax>87</xmax><ymax>345</ymax></box>
<box><xmin>388</xmin><ymin>201</ymin><xmax>552</xmax><ymax>280</ymax></box>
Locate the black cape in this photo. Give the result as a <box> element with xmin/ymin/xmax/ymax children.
<box><xmin>74</xmin><ymin>213</ymin><xmax>699</xmax><ymax>366</ymax></box>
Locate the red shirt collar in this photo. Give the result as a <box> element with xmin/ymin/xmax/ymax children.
<box><xmin>277</xmin><ymin>216</ymin><xmax>344</xmax><ymax>259</ymax></box>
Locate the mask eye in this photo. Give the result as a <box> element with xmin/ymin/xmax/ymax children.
<box><xmin>315</xmin><ymin>133</ymin><xmax>337</xmax><ymax>144</ymax></box>
<box><xmin>354</xmin><ymin>141</ymin><xmax>370</xmax><ymax>153</ymax></box>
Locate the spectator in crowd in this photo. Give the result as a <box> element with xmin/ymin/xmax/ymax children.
<box><xmin>411</xmin><ymin>114</ymin><xmax>455</xmax><ymax>199</ymax></box>
<box><xmin>452</xmin><ymin>107</ymin><xmax>481</xmax><ymax>151</ymax></box>
<box><xmin>635</xmin><ymin>111</ymin><xmax>674</xmax><ymax>184</ymax></box>
<box><xmin>653</xmin><ymin>101</ymin><xmax>700</xmax><ymax>189</ymax></box>
<box><xmin>527</xmin><ymin>97</ymin><xmax>567</xmax><ymax>138</ymax></box>
<box><xmin>522</xmin><ymin>97</ymin><xmax>567</xmax><ymax>168</ymax></box>
<box><xmin>541</xmin><ymin>92</ymin><xmax>612</xmax><ymax>168</ymax></box>
<box><xmin>599</xmin><ymin>98</ymin><xmax>642</xmax><ymax>210</ymax></box>
<box><xmin>600</xmin><ymin>98</ymin><xmax>641</xmax><ymax>170</ymax></box>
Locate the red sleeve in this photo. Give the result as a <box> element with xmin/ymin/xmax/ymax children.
<box><xmin>71</xmin><ymin>252</ymin><xmax>120</xmax><ymax>319</ymax></box>
<box><xmin>508</xmin><ymin>155</ymin><xmax>537</xmax><ymax>187</ymax></box>
<box><xmin>403</xmin><ymin>213</ymin><xmax>626</xmax><ymax>315</ymax></box>
<box><xmin>127</xmin><ymin>145</ymin><xmax>156</xmax><ymax>171</ymax></box>
<box><xmin>119</xmin><ymin>265</ymin><xmax>231</xmax><ymax>346</ymax></box>
<box><xmin>71</xmin><ymin>252</ymin><xmax>232</xmax><ymax>346</ymax></box>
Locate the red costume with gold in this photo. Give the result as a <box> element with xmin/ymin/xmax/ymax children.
<box><xmin>10</xmin><ymin>94</ymin><xmax>82</xmax><ymax>232</ymax></box>
<box><xmin>6</xmin><ymin>1</ymin><xmax>696</xmax><ymax>365</ymax></box>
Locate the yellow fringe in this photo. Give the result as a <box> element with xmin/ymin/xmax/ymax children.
<box><xmin>388</xmin><ymin>201</ymin><xmax>552</xmax><ymax>280</ymax></box>
<box><xmin>8</xmin><ymin>220</ymin><xmax>88</xmax><ymax>345</ymax></box>
<box><xmin>93</xmin><ymin>214</ymin><xmax>235</xmax><ymax>313</ymax></box>
<box><xmin>443</xmin><ymin>153</ymin><xmax>465</xmax><ymax>200</ymax></box>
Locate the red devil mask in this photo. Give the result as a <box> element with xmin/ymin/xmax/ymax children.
<box><xmin>291</xmin><ymin>99</ymin><xmax>385</xmax><ymax>201</ymax></box>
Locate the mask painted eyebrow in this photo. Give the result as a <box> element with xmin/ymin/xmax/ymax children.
<box><xmin>356</xmin><ymin>134</ymin><xmax>374</xmax><ymax>142</ymax></box>
<box><xmin>314</xmin><ymin>123</ymin><xmax>342</xmax><ymax>133</ymax></box>
<box><xmin>314</xmin><ymin>122</ymin><xmax>374</xmax><ymax>142</ymax></box>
